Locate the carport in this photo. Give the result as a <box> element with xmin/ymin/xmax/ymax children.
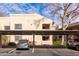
<box><xmin>0</xmin><ymin>30</ymin><xmax>79</xmax><ymax>48</ymax></box>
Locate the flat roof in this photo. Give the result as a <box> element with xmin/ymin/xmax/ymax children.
<box><xmin>0</xmin><ymin>30</ymin><xmax>79</xmax><ymax>35</ymax></box>
<box><xmin>67</xmin><ymin>22</ymin><xmax>79</xmax><ymax>29</ymax></box>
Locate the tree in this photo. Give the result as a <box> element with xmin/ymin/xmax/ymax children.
<box><xmin>46</xmin><ymin>3</ymin><xmax>79</xmax><ymax>45</ymax></box>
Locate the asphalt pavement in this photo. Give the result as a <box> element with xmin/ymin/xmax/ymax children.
<box><xmin>0</xmin><ymin>48</ymin><xmax>79</xmax><ymax>56</ymax></box>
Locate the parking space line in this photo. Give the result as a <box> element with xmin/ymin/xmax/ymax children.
<box><xmin>8</xmin><ymin>49</ymin><xmax>16</xmax><ymax>54</ymax></box>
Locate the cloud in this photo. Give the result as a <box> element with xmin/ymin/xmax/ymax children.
<box><xmin>0</xmin><ymin>3</ymin><xmax>54</xmax><ymax>20</ymax></box>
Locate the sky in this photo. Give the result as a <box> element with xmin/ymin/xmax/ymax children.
<box><xmin>0</xmin><ymin>3</ymin><xmax>53</xmax><ymax>19</ymax></box>
<box><xmin>0</xmin><ymin>3</ymin><xmax>79</xmax><ymax>26</ymax></box>
<box><xmin>0</xmin><ymin>3</ymin><xmax>61</xmax><ymax>25</ymax></box>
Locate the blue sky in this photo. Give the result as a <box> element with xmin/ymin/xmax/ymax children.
<box><xmin>0</xmin><ymin>3</ymin><xmax>61</xmax><ymax>25</ymax></box>
<box><xmin>0</xmin><ymin>3</ymin><xmax>53</xmax><ymax>18</ymax></box>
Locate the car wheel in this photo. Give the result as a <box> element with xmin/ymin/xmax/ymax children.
<box><xmin>76</xmin><ymin>46</ymin><xmax>79</xmax><ymax>51</ymax></box>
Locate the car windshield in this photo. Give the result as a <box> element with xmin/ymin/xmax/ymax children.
<box><xmin>19</xmin><ymin>40</ymin><xmax>28</xmax><ymax>43</ymax></box>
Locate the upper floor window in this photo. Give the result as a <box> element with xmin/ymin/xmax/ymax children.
<box><xmin>15</xmin><ymin>24</ymin><xmax>22</xmax><ymax>30</ymax></box>
<box><xmin>4</xmin><ymin>26</ymin><xmax>10</xmax><ymax>30</ymax></box>
<box><xmin>42</xmin><ymin>24</ymin><xmax>50</xmax><ymax>29</ymax></box>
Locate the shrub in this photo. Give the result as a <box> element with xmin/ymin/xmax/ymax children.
<box><xmin>1</xmin><ymin>35</ymin><xmax>9</xmax><ymax>47</ymax></box>
<box><xmin>53</xmin><ymin>39</ymin><xmax>62</xmax><ymax>46</ymax></box>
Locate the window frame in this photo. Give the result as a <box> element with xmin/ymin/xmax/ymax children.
<box><xmin>42</xmin><ymin>24</ymin><xmax>50</xmax><ymax>29</ymax></box>
<box><xmin>15</xmin><ymin>35</ymin><xmax>22</xmax><ymax>41</ymax></box>
<box><xmin>4</xmin><ymin>26</ymin><xmax>10</xmax><ymax>30</ymax></box>
<box><xmin>15</xmin><ymin>24</ymin><xmax>22</xmax><ymax>30</ymax></box>
<box><xmin>42</xmin><ymin>35</ymin><xmax>50</xmax><ymax>41</ymax></box>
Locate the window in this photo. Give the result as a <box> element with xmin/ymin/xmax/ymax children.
<box><xmin>15</xmin><ymin>24</ymin><xmax>22</xmax><ymax>30</ymax></box>
<box><xmin>15</xmin><ymin>35</ymin><xmax>22</xmax><ymax>41</ymax></box>
<box><xmin>42</xmin><ymin>24</ymin><xmax>50</xmax><ymax>29</ymax></box>
<box><xmin>4</xmin><ymin>26</ymin><xmax>10</xmax><ymax>30</ymax></box>
<box><xmin>42</xmin><ymin>35</ymin><xmax>49</xmax><ymax>41</ymax></box>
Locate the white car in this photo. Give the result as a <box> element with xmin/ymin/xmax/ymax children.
<box><xmin>16</xmin><ymin>40</ymin><xmax>30</xmax><ymax>50</ymax></box>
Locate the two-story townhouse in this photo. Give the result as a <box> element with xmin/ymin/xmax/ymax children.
<box><xmin>0</xmin><ymin>14</ymin><xmax>55</xmax><ymax>46</ymax></box>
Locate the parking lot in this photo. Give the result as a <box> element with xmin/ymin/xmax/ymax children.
<box><xmin>0</xmin><ymin>48</ymin><xmax>79</xmax><ymax>56</ymax></box>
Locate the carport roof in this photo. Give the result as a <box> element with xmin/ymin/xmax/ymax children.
<box><xmin>0</xmin><ymin>30</ymin><xmax>79</xmax><ymax>35</ymax></box>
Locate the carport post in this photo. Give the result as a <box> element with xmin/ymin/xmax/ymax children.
<box><xmin>32</xmin><ymin>34</ymin><xmax>35</xmax><ymax>53</ymax></box>
<box><xmin>0</xmin><ymin>35</ymin><xmax>2</xmax><ymax>48</ymax></box>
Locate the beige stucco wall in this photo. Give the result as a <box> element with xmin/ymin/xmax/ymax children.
<box><xmin>0</xmin><ymin>14</ymin><xmax>55</xmax><ymax>45</ymax></box>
